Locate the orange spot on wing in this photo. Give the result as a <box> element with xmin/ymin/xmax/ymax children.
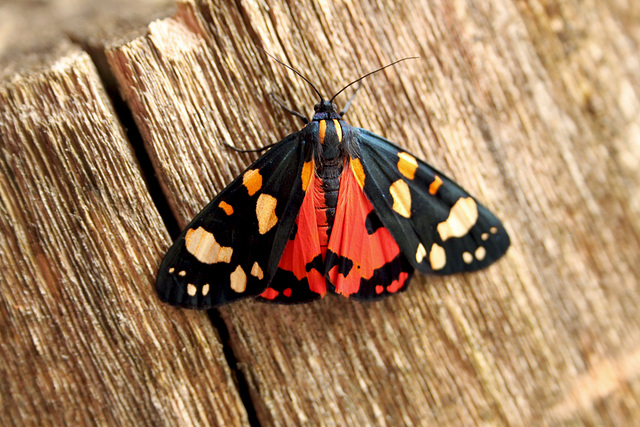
<box><xmin>350</xmin><ymin>158</ymin><xmax>366</xmax><ymax>188</ymax></box>
<box><xmin>243</xmin><ymin>169</ymin><xmax>262</xmax><ymax>196</ymax></box>
<box><xmin>429</xmin><ymin>175</ymin><xmax>443</xmax><ymax>195</ymax></box>
<box><xmin>219</xmin><ymin>201</ymin><xmax>234</xmax><ymax>215</ymax></box>
<box><xmin>301</xmin><ymin>160</ymin><xmax>314</xmax><ymax>192</ymax></box>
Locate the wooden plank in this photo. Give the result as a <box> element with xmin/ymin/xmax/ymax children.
<box><xmin>108</xmin><ymin>0</ymin><xmax>640</xmax><ymax>425</ymax></box>
<box><xmin>0</xmin><ymin>47</ymin><xmax>248</xmax><ymax>425</ymax></box>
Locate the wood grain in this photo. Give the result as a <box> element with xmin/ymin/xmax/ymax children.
<box><xmin>0</xmin><ymin>47</ymin><xmax>248</xmax><ymax>425</ymax></box>
<box><xmin>1</xmin><ymin>0</ymin><xmax>639</xmax><ymax>424</ymax></box>
<box><xmin>106</xmin><ymin>0</ymin><xmax>640</xmax><ymax>425</ymax></box>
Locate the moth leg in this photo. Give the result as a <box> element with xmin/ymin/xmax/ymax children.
<box><xmin>271</xmin><ymin>93</ymin><xmax>309</xmax><ymax>124</ymax></box>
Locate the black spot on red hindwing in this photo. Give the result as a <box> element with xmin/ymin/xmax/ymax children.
<box><xmin>324</xmin><ymin>249</ymin><xmax>354</xmax><ymax>282</ymax></box>
<box><xmin>365</xmin><ymin>210</ymin><xmax>385</xmax><ymax>235</ymax></box>
<box><xmin>351</xmin><ymin>253</ymin><xmax>414</xmax><ymax>300</ymax></box>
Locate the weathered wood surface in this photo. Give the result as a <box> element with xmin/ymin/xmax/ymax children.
<box><xmin>2</xmin><ymin>0</ymin><xmax>640</xmax><ymax>425</ymax></box>
<box><xmin>0</xmin><ymin>47</ymin><xmax>248</xmax><ymax>425</ymax></box>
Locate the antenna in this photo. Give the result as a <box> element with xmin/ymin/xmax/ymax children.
<box><xmin>329</xmin><ymin>56</ymin><xmax>419</xmax><ymax>102</ymax></box>
<box><xmin>259</xmin><ymin>48</ymin><xmax>324</xmax><ymax>100</ymax></box>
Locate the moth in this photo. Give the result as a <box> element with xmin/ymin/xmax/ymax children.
<box><xmin>156</xmin><ymin>57</ymin><xmax>510</xmax><ymax>308</ymax></box>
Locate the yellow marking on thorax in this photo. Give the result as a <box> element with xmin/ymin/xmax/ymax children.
<box><xmin>429</xmin><ymin>175</ymin><xmax>443</xmax><ymax>195</ymax></box>
<box><xmin>333</xmin><ymin>119</ymin><xmax>342</xmax><ymax>142</ymax></box>
<box><xmin>319</xmin><ymin>120</ymin><xmax>327</xmax><ymax>144</ymax></box>
<box><xmin>350</xmin><ymin>158</ymin><xmax>366</xmax><ymax>188</ymax></box>
<box><xmin>243</xmin><ymin>169</ymin><xmax>262</xmax><ymax>196</ymax></box>
<box><xmin>301</xmin><ymin>160</ymin><xmax>314</xmax><ymax>192</ymax></box>
<box><xmin>397</xmin><ymin>152</ymin><xmax>418</xmax><ymax>179</ymax></box>
<box><xmin>219</xmin><ymin>201</ymin><xmax>234</xmax><ymax>215</ymax></box>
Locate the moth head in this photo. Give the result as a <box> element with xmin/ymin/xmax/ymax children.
<box><xmin>314</xmin><ymin>100</ymin><xmax>338</xmax><ymax>114</ymax></box>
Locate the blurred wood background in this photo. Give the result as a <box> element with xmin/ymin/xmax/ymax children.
<box><xmin>1</xmin><ymin>0</ymin><xmax>640</xmax><ymax>425</ymax></box>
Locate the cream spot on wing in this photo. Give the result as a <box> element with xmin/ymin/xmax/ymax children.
<box><xmin>256</xmin><ymin>194</ymin><xmax>278</xmax><ymax>234</ymax></box>
<box><xmin>243</xmin><ymin>169</ymin><xmax>262</xmax><ymax>196</ymax></box>
<box><xmin>230</xmin><ymin>265</ymin><xmax>247</xmax><ymax>293</ymax></box>
<box><xmin>463</xmin><ymin>252</ymin><xmax>473</xmax><ymax>264</ymax></box>
<box><xmin>251</xmin><ymin>261</ymin><xmax>264</xmax><ymax>280</ymax></box>
<box><xmin>429</xmin><ymin>243</ymin><xmax>446</xmax><ymax>270</ymax></box>
<box><xmin>178</xmin><ymin>270</ymin><xmax>187</xmax><ymax>277</ymax></box>
<box><xmin>481</xmin><ymin>232</ymin><xmax>489</xmax><ymax>241</ymax></box>
<box><xmin>475</xmin><ymin>246</ymin><xmax>486</xmax><ymax>261</ymax></box>
<box><xmin>397</xmin><ymin>152</ymin><xmax>418</xmax><ymax>180</ymax></box>
<box><xmin>416</xmin><ymin>243</ymin><xmax>427</xmax><ymax>263</ymax></box>
<box><xmin>202</xmin><ymin>283</ymin><xmax>210</xmax><ymax>296</ymax></box>
<box><xmin>185</xmin><ymin>226</ymin><xmax>233</xmax><ymax>264</ymax></box>
<box><xmin>389</xmin><ymin>179</ymin><xmax>412</xmax><ymax>218</ymax></box>
<box><xmin>490</xmin><ymin>226</ymin><xmax>498</xmax><ymax>234</ymax></box>
<box><xmin>168</xmin><ymin>267</ymin><xmax>175</xmax><ymax>274</ymax></box>
<box><xmin>437</xmin><ymin>197</ymin><xmax>478</xmax><ymax>241</ymax></box>
<box><xmin>187</xmin><ymin>283</ymin><xmax>197</xmax><ymax>296</ymax></box>
<box><xmin>217</xmin><ymin>247</ymin><xmax>233</xmax><ymax>263</ymax></box>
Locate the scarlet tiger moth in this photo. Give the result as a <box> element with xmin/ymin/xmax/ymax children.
<box><xmin>156</xmin><ymin>56</ymin><xmax>510</xmax><ymax>308</ymax></box>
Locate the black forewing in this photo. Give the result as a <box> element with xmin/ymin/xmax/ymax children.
<box><xmin>355</xmin><ymin>128</ymin><xmax>510</xmax><ymax>275</ymax></box>
<box><xmin>156</xmin><ymin>132</ymin><xmax>308</xmax><ymax>308</ymax></box>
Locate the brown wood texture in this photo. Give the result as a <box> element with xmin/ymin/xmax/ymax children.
<box><xmin>1</xmin><ymin>0</ymin><xmax>639</xmax><ymax>425</ymax></box>
<box><xmin>0</xmin><ymin>47</ymin><xmax>248</xmax><ymax>425</ymax></box>
<box><xmin>105</xmin><ymin>0</ymin><xmax>640</xmax><ymax>425</ymax></box>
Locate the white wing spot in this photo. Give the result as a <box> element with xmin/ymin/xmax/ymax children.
<box><xmin>475</xmin><ymin>246</ymin><xmax>486</xmax><ymax>261</ymax></box>
<box><xmin>178</xmin><ymin>270</ymin><xmax>187</xmax><ymax>277</ymax></box>
<box><xmin>168</xmin><ymin>267</ymin><xmax>175</xmax><ymax>274</ymax></box>
<box><xmin>462</xmin><ymin>252</ymin><xmax>473</xmax><ymax>264</ymax></box>
<box><xmin>389</xmin><ymin>179</ymin><xmax>412</xmax><ymax>218</ymax></box>
<box><xmin>202</xmin><ymin>283</ymin><xmax>210</xmax><ymax>296</ymax></box>
<box><xmin>185</xmin><ymin>227</ymin><xmax>233</xmax><ymax>264</ymax></box>
<box><xmin>481</xmin><ymin>232</ymin><xmax>489</xmax><ymax>241</ymax></box>
<box><xmin>416</xmin><ymin>243</ymin><xmax>427</xmax><ymax>263</ymax></box>
<box><xmin>256</xmin><ymin>194</ymin><xmax>278</xmax><ymax>234</ymax></box>
<box><xmin>187</xmin><ymin>283</ymin><xmax>197</xmax><ymax>296</ymax></box>
<box><xmin>490</xmin><ymin>226</ymin><xmax>498</xmax><ymax>234</ymax></box>
<box><xmin>230</xmin><ymin>265</ymin><xmax>247</xmax><ymax>293</ymax></box>
<box><xmin>437</xmin><ymin>197</ymin><xmax>478</xmax><ymax>241</ymax></box>
<box><xmin>251</xmin><ymin>262</ymin><xmax>264</xmax><ymax>280</ymax></box>
<box><xmin>429</xmin><ymin>243</ymin><xmax>446</xmax><ymax>270</ymax></box>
